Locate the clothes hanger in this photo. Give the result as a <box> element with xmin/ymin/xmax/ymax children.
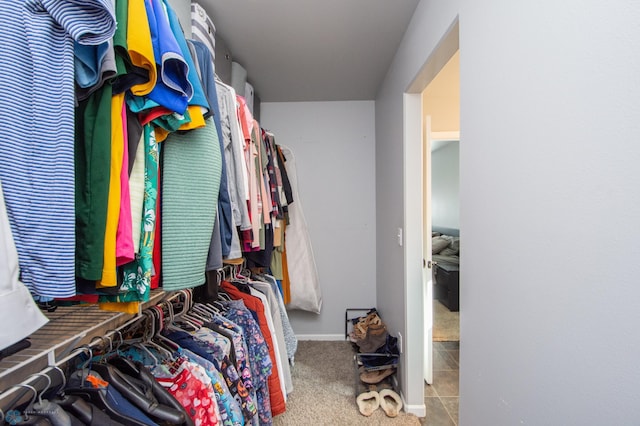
<box><xmin>185</xmin><ymin>307</ymin><xmax>210</xmax><ymax>322</ymax></box>
<box><xmin>27</xmin><ymin>373</ymin><xmax>73</xmax><ymax>425</ymax></box>
<box><xmin>72</xmin><ymin>345</ymin><xmax>94</xmax><ymax>383</ymax></box>
<box><xmin>134</xmin><ymin>309</ymin><xmax>175</xmax><ymax>362</ymax></box>
<box><xmin>190</xmin><ymin>303</ymin><xmax>216</xmax><ymax>319</ymax></box>
<box><xmin>196</xmin><ymin>301</ymin><xmax>219</xmax><ymax>314</ymax></box>
<box><xmin>9</xmin><ymin>384</ymin><xmax>51</xmax><ymax>425</ymax></box>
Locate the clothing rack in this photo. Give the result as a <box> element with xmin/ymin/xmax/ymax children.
<box><xmin>0</xmin><ymin>289</ymin><xmax>169</xmax><ymax>413</ymax></box>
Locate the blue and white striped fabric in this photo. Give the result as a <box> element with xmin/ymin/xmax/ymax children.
<box><xmin>191</xmin><ymin>2</ymin><xmax>216</xmax><ymax>61</ymax></box>
<box><xmin>0</xmin><ymin>0</ymin><xmax>115</xmax><ymax>298</ymax></box>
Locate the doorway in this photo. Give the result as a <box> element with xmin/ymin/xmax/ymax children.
<box><xmin>423</xmin><ymin>50</ymin><xmax>460</xmax><ymax>425</ymax></box>
<box><xmin>402</xmin><ymin>17</ymin><xmax>459</xmax><ymax>421</ymax></box>
<box><xmin>423</xmin><ymin>49</ymin><xmax>460</xmax><ymax>349</ymax></box>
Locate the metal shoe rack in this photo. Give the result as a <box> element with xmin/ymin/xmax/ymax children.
<box><xmin>345</xmin><ymin>308</ymin><xmax>399</xmax><ymax>398</ymax></box>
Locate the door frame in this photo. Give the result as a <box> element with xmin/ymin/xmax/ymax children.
<box><xmin>402</xmin><ymin>18</ymin><xmax>459</xmax><ymax>413</ymax></box>
<box><xmin>423</xmin><ymin>115</ymin><xmax>434</xmax><ymax>385</ymax></box>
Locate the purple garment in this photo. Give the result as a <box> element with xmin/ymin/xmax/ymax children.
<box><xmin>164</xmin><ymin>328</ymin><xmax>257</xmax><ymax>422</ymax></box>
<box><xmin>221</xmin><ymin>301</ymin><xmax>273</xmax><ymax>426</ymax></box>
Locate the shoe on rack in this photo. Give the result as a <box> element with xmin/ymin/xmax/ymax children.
<box><xmin>367</xmin><ymin>378</ymin><xmax>403</xmax><ymax>418</ymax></box>
<box><xmin>359</xmin><ymin>366</ymin><xmax>396</xmax><ymax>384</ymax></box>
<box><xmin>379</xmin><ymin>388</ymin><xmax>403</xmax><ymax>417</ymax></box>
<box><xmin>350</xmin><ymin>309</ymin><xmax>383</xmax><ymax>341</ymax></box>
<box><xmin>355</xmin><ymin>382</ymin><xmax>380</xmax><ymax>417</ymax></box>
<box><xmin>356</xmin><ymin>322</ymin><xmax>388</xmax><ymax>353</ymax></box>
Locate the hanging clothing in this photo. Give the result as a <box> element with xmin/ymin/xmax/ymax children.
<box><xmin>144</xmin><ymin>0</ymin><xmax>192</xmax><ymax>114</ymax></box>
<box><xmin>97</xmin><ymin>91</ymin><xmax>126</xmax><ymax>288</ymax></box>
<box><xmin>191</xmin><ymin>2</ymin><xmax>216</xmax><ymax>60</ymax></box>
<box><xmin>221</xmin><ymin>282</ymin><xmax>286</xmax><ymax>418</ymax></box>
<box><xmin>122</xmin><ymin>0</ymin><xmax>157</xmax><ymax>96</ymax></box>
<box><xmin>279</xmin><ymin>146</ymin><xmax>322</xmax><ymax>314</ymax></box>
<box><xmin>254</xmin><ymin>274</ymin><xmax>297</xmax><ymax>362</ymax></box>
<box><xmin>116</xmin><ymin>101</ymin><xmax>135</xmax><ymax>266</ymax></box>
<box><xmin>189</xmin><ymin>39</ymin><xmax>233</xmax><ymax>259</ymax></box>
<box><xmin>0</xmin><ymin>0</ymin><xmax>116</xmax><ymax>298</ymax></box>
<box><xmin>162</xmin><ymin>118</ymin><xmax>222</xmax><ymax>291</ymax></box>
<box><xmin>0</xmin><ymin>180</ymin><xmax>49</xmax><ymax>350</ymax></box>
<box><xmin>75</xmin><ymin>84</ymin><xmax>113</xmax><ymax>281</ymax></box>
<box><xmin>216</xmin><ymin>81</ymin><xmax>251</xmax><ymax>232</ymax></box>
<box><xmin>100</xmin><ymin>124</ymin><xmax>159</xmax><ymax>308</ymax></box>
<box><xmin>220</xmin><ymin>298</ymin><xmax>274</xmax><ymax>425</ymax></box>
<box><xmin>74</xmin><ymin>38</ymin><xmax>117</xmax><ymax>101</ymax></box>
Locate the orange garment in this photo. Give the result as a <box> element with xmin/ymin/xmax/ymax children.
<box><xmin>178</xmin><ymin>105</ymin><xmax>206</xmax><ymax>131</ymax></box>
<box><xmin>221</xmin><ymin>281</ymin><xmax>286</xmax><ymax>416</ymax></box>
<box><xmin>281</xmin><ymin>241</ymin><xmax>291</xmax><ymax>304</ymax></box>
<box><xmin>99</xmin><ymin>301</ymin><xmax>140</xmax><ymax>314</ymax></box>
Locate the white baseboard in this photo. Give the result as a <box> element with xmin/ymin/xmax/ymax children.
<box><xmin>402</xmin><ymin>394</ymin><xmax>426</xmax><ymax>417</ymax></box>
<box><xmin>296</xmin><ymin>334</ymin><xmax>345</xmax><ymax>341</ymax></box>
<box><xmin>393</xmin><ymin>369</ymin><xmax>425</xmax><ymax>417</ymax></box>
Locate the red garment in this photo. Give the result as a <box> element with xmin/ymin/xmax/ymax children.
<box><xmin>138</xmin><ymin>106</ymin><xmax>174</xmax><ymax>126</ymax></box>
<box><xmin>156</xmin><ymin>365</ymin><xmax>218</xmax><ymax>425</ymax></box>
<box><xmin>55</xmin><ymin>294</ymin><xmax>99</xmax><ymax>303</ymax></box>
<box><xmin>221</xmin><ymin>281</ymin><xmax>286</xmax><ymax>416</ymax></box>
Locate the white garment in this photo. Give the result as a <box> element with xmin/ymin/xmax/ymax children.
<box><xmin>248</xmin><ymin>287</ymin><xmax>288</xmax><ymax>401</ymax></box>
<box><xmin>244</xmin><ymin>82</ymin><xmax>254</xmax><ymax>114</ymax></box>
<box><xmin>0</xmin><ymin>180</ymin><xmax>48</xmax><ymax>350</ymax></box>
<box><xmin>215</xmin><ymin>80</ymin><xmax>251</xmax><ymax>230</ymax></box>
<box><xmin>230</xmin><ymin>61</ymin><xmax>247</xmax><ymax>98</ymax></box>
<box><xmin>250</xmin><ymin>281</ymin><xmax>293</xmax><ymax>394</ymax></box>
<box><xmin>280</xmin><ymin>146</ymin><xmax>322</xmax><ymax>314</ymax></box>
<box><xmin>190</xmin><ymin>2</ymin><xmax>216</xmax><ymax>60</ymax></box>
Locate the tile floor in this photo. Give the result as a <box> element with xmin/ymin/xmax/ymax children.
<box><xmin>422</xmin><ymin>341</ymin><xmax>459</xmax><ymax>425</ymax></box>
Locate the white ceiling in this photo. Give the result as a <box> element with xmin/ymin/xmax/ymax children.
<box><xmin>199</xmin><ymin>0</ymin><xmax>421</xmax><ymax>102</ymax></box>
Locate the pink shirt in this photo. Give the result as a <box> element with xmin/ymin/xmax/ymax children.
<box><xmin>116</xmin><ymin>102</ymin><xmax>134</xmax><ymax>265</ymax></box>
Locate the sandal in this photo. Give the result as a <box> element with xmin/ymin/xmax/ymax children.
<box><xmin>355</xmin><ymin>386</ymin><xmax>380</xmax><ymax>416</ymax></box>
<box><xmin>379</xmin><ymin>388</ymin><xmax>403</xmax><ymax>417</ymax></box>
<box><xmin>359</xmin><ymin>366</ymin><xmax>396</xmax><ymax>384</ymax></box>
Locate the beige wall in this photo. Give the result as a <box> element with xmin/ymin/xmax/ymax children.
<box><xmin>422</xmin><ymin>50</ymin><xmax>459</xmax><ymax>133</ymax></box>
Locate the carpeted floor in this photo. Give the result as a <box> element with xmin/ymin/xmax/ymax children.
<box><xmin>274</xmin><ymin>340</ymin><xmax>421</xmax><ymax>425</ymax></box>
<box><xmin>432</xmin><ymin>300</ymin><xmax>459</xmax><ymax>342</ymax></box>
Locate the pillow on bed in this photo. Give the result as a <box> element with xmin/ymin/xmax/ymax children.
<box><xmin>439</xmin><ymin>237</ymin><xmax>460</xmax><ymax>256</ymax></box>
<box><xmin>432</xmin><ymin>236</ymin><xmax>450</xmax><ymax>254</ymax></box>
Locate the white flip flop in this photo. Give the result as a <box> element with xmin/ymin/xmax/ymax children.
<box><xmin>379</xmin><ymin>388</ymin><xmax>403</xmax><ymax>417</ymax></box>
<box><xmin>356</xmin><ymin>390</ymin><xmax>380</xmax><ymax>416</ymax></box>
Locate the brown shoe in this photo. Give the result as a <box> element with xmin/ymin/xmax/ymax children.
<box><xmin>356</xmin><ymin>323</ymin><xmax>388</xmax><ymax>353</ymax></box>
<box><xmin>359</xmin><ymin>367</ymin><xmax>396</xmax><ymax>384</ymax></box>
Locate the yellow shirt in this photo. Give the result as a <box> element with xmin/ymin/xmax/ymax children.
<box><xmin>97</xmin><ymin>92</ymin><xmax>125</xmax><ymax>288</ymax></box>
<box><xmin>128</xmin><ymin>0</ymin><xmax>157</xmax><ymax>96</ymax></box>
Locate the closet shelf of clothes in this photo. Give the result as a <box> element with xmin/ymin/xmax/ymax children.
<box><xmin>0</xmin><ymin>290</ymin><xmax>167</xmax><ymax>395</ymax></box>
<box><xmin>0</xmin><ymin>281</ymin><xmax>298</xmax><ymax>425</ymax></box>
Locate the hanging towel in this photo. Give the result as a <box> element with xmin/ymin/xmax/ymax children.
<box><xmin>162</xmin><ymin>118</ymin><xmax>222</xmax><ymax>291</ymax></box>
<box><xmin>280</xmin><ymin>145</ymin><xmax>322</xmax><ymax>314</ymax></box>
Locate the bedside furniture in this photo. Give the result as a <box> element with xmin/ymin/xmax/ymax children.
<box><xmin>434</xmin><ymin>262</ymin><xmax>459</xmax><ymax>312</ymax></box>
